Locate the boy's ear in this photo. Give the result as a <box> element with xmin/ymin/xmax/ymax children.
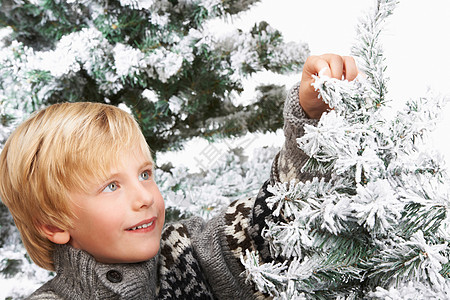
<box><xmin>40</xmin><ymin>224</ymin><xmax>71</xmax><ymax>244</ymax></box>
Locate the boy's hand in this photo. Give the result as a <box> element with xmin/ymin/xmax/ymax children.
<box><xmin>299</xmin><ymin>54</ymin><xmax>358</xmax><ymax>119</ymax></box>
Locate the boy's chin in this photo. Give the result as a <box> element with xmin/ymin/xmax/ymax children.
<box><xmin>128</xmin><ymin>242</ymin><xmax>161</xmax><ymax>263</ymax></box>
<box><xmin>89</xmin><ymin>243</ymin><xmax>161</xmax><ymax>264</ymax></box>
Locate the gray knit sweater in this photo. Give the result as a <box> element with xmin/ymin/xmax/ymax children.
<box><xmin>27</xmin><ymin>83</ymin><xmax>318</xmax><ymax>300</ymax></box>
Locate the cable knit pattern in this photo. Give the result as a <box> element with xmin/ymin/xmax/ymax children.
<box><xmin>27</xmin><ymin>82</ymin><xmax>313</xmax><ymax>299</ymax></box>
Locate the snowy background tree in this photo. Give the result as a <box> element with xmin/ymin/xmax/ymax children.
<box><xmin>240</xmin><ymin>0</ymin><xmax>450</xmax><ymax>298</ymax></box>
<box><xmin>0</xmin><ymin>0</ymin><xmax>309</xmax><ymax>152</ymax></box>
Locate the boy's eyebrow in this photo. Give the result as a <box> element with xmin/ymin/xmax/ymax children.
<box><xmin>140</xmin><ymin>161</ymin><xmax>154</xmax><ymax>170</ymax></box>
<box><xmin>102</xmin><ymin>160</ymin><xmax>154</xmax><ymax>182</ymax></box>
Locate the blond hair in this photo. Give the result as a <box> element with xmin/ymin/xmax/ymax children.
<box><xmin>0</xmin><ymin>102</ymin><xmax>152</xmax><ymax>270</ymax></box>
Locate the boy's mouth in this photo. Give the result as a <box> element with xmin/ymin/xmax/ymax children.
<box><xmin>127</xmin><ymin>218</ymin><xmax>155</xmax><ymax>231</ymax></box>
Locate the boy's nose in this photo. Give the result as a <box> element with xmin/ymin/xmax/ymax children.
<box><xmin>132</xmin><ymin>183</ymin><xmax>154</xmax><ymax>210</ymax></box>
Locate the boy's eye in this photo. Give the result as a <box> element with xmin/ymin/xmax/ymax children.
<box><xmin>139</xmin><ymin>170</ymin><xmax>151</xmax><ymax>181</ymax></box>
<box><xmin>103</xmin><ymin>182</ymin><xmax>118</xmax><ymax>193</ymax></box>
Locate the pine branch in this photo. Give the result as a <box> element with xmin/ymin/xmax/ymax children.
<box><xmin>351</xmin><ymin>0</ymin><xmax>398</xmax><ymax>104</ymax></box>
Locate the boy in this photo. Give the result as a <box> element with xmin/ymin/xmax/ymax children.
<box><xmin>0</xmin><ymin>54</ymin><xmax>357</xmax><ymax>299</ymax></box>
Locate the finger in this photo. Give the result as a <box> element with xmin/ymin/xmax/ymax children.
<box><xmin>303</xmin><ymin>55</ymin><xmax>332</xmax><ymax>78</ymax></box>
<box><xmin>343</xmin><ymin>56</ymin><xmax>358</xmax><ymax>81</ymax></box>
<box><xmin>320</xmin><ymin>53</ymin><xmax>344</xmax><ymax>79</ymax></box>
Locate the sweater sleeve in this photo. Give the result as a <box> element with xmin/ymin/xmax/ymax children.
<box><xmin>269</xmin><ymin>81</ymin><xmax>319</xmax><ymax>185</ymax></box>
<box><xmin>252</xmin><ymin>82</ymin><xmax>324</xmax><ymax>262</ymax></box>
<box><xmin>157</xmin><ymin>83</ymin><xmax>319</xmax><ymax>299</ymax></box>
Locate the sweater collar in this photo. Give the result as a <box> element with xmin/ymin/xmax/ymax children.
<box><xmin>51</xmin><ymin>244</ymin><xmax>157</xmax><ymax>299</ymax></box>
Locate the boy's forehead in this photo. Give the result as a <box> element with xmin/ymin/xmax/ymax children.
<box><xmin>103</xmin><ymin>147</ymin><xmax>152</xmax><ymax>172</ymax></box>
<box><xmin>77</xmin><ymin>145</ymin><xmax>151</xmax><ymax>180</ymax></box>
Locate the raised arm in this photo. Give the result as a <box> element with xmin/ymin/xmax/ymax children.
<box><xmin>270</xmin><ymin>54</ymin><xmax>358</xmax><ymax>185</ymax></box>
<box><xmin>155</xmin><ymin>55</ymin><xmax>359</xmax><ymax>300</ymax></box>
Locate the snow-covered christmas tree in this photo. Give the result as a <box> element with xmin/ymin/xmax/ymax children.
<box><xmin>241</xmin><ymin>0</ymin><xmax>450</xmax><ymax>298</ymax></box>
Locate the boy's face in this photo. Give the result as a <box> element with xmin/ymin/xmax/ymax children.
<box><xmin>67</xmin><ymin>150</ymin><xmax>165</xmax><ymax>264</ymax></box>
